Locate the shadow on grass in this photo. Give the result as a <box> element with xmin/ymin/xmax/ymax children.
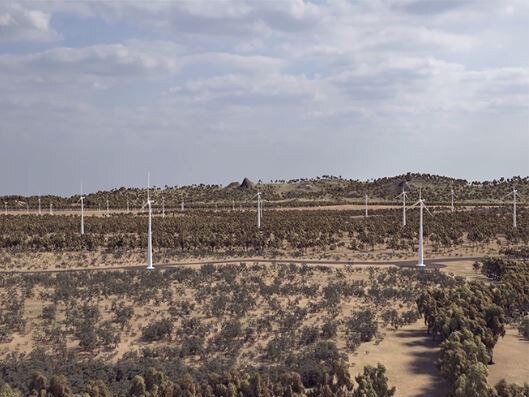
<box><xmin>394</xmin><ymin>328</ymin><xmax>450</xmax><ymax>397</ymax></box>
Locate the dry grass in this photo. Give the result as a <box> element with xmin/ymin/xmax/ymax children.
<box><xmin>351</xmin><ymin>320</ymin><xmax>449</xmax><ymax>397</ymax></box>
<box><xmin>488</xmin><ymin>326</ymin><xmax>529</xmax><ymax>387</ymax></box>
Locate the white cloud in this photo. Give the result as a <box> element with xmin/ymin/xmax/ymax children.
<box><xmin>0</xmin><ymin>3</ymin><xmax>57</xmax><ymax>42</ymax></box>
<box><xmin>0</xmin><ymin>0</ymin><xmax>528</xmax><ymax>193</ymax></box>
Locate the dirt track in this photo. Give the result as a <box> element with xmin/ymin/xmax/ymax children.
<box><xmin>0</xmin><ymin>256</ymin><xmax>483</xmax><ymax>274</ymax></box>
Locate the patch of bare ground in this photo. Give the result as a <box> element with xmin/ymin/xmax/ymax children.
<box><xmin>350</xmin><ymin>320</ymin><xmax>449</xmax><ymax>397</ymax></box>
<box><xmin>488</xmin><ymin>326</ymin><xmax>529</xmax><ymax>386</ymax></box>
<box><xmin>439</xmin><ymin>260</ymin><xmax>490</xmax><ymax>282</ymax></box>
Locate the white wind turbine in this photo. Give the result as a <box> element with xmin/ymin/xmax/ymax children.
<box><xmin>162</xmin><ymin>195</ymin><xmax>165</xmax><ymax>218</ymax></box>
<box><xmin>504</xmin><ymin>188</ymin><xmax>520</xmax><ymax>229</ymax></box>
<box><xmin>141</xmin><ymin>173</ymin><xmax>155</xmax><ymax>270</ymax></box>
<box><xmin>126</xmin><ymin>198</ymin><xmax>130</xmax><ymax>213</ymax></box>
<box><xmin>407</xmin><ymin>198</ymin><xmax>433</xmax><ymax>267</ymax></box>
<box><xmin>78</xmin><ymin>184</ymin><xmax>85</xmax><ymax>235</ymax></box>
<box><xmin>38</xmin><ymin>196</ymin><xmax>42</xmax><ymax>215</ymax></box>
<box><xmin>253</xmin><ymin>191</ymin><xmax>263</xmax><ymax>229</ymax></box>
<box><xmin>364</xmin><ymin>194</ymin><xmax>369</xmax><ymax>218</ymax></box>
<box><xmin>450</xmin><ymin>184</ymin><xmax>455</xmax><ymax>212</ymax></box>
<box><xmin>106</xmin><ymin>199</ymin><xmax>110</xmax><ymax>216</ymax></box>
<box><xmin>4</xmin><ymin>202</ymin><xmax>7</xmax><ymax>215</ymax></box>
<box><xmin>232</xmin><ymin>200</ymin><xmax>235</xmax><ymax>212</ymax></box>
<box><xmin>181</xmin><ymin>195</ymin><xmax>185</xmax><ymax>212</ymax></box>
<box><xmin>395</xmin><ymin>187</ymin><xmax>408</xmax><ymax>226</ymax></box>
<box><xmin>49</xmin><ymin>201</ymin><xmax>53</xmax><ymax>215</ymax></box>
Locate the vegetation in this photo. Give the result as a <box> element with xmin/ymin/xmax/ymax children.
<box><xmin>0</xmin><ymin>263</ymin><xmax>459</xmax><ymax>395</ymax></box>
<box><xmin>0</xmin><ymin>206</ymin><xmax>526</xmax><ymax>259</ymax></box>
<box><xmin>2</xmin><ymin>173</ymin><xmax>528</xmax><ymax>211</ymax></box>
<box><xmin>417</xmin><ymin>249</ymin><xmax>529</xmax><ymax>396</ymax></box>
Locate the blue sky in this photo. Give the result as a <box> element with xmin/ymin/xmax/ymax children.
<box><xmin>0</xmin><ymin>0</ymin><xmax>528</xmax><ymax>195</ymax></box>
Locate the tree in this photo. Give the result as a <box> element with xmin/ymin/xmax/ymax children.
<box><xmin>352</xmin><ymin>364</ymin><xmax>395</xmax><ymax>397</ymax></box>
<box><xmin>494</xmin><ymin>379</ymin><xmax>529</xmax><ymax>397</ymax></box>
<box><xmin>0</xmin><ymin>384</ymin><xmax>20</xmax><ymax>397</ymax></box>
<box><xmin>47</xmin><ymin>376</ymin><xmax>72</xmax><ymax>397</ymax></box>
<box><xmin>517</xmin><ymin>318</ymin><xmax>529</xmax><ymax>340</ymax></box>
<box><xmin>28</xmin><ymin>372</ymin><xmax>47</xmax><ymax>397</ymax></box>
<box><xmin>453</xmin><ymin>362</ymin><xmax>491</xmax><ymax>397</ymax></box>
<box><xmin>85</xmin><ymin>380</ymin><xmax>112</xmax><ymax>397</ymax></box>
<box><xmin>437</xmin><ymin>330</ymin><xmax>490</xmax><ymax>383</ymax></box>
<box><xmin>129</xmin><ymin>376</ymin><xmax>146</xmax><ymax>397</ymax></box>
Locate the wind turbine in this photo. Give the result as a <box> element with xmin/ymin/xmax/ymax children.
<box><xmin>38</xmin><ymin>196</ymin><xmax>41</xmax><ymax>215</ymax></box>
<box><xmin>126</xmin><ymin>198</ymin><xmax>130</xmax><ymax>213</ymax></box>
<box><xmin>232</xmin><ymin>200</ymin><xmax>235</xmax><ymax>212</ymax></box>
<box><xmin>49</xmin><ymin>201</ymin><xmax>53</xmax><ymax>215</ymax></box>
<box><xmin>364</xmin><ymin>194</ymin><xmax>368</xmax><ymax>218</ymax></box>
<box><xmin>4</xmin><ymin>202</ymin><xmax>7</xmax><ymax>215</ymax></box>
<box><xmin>106</xmin><ymin>199</ymin><xmax>110</xmax><ymax>216</ymax></box>
<box><xmin>407</xmin><ymin>198</ymin><xmax>433</xmax><ymax>267</ymax></box>
<box><xmin>504</xmin><ymin>188</ymin><xmax>519</xmax><ymax>229</ymax></box>
<box><xmin>254</xmin><ymin>191</ymin><xmax>263</xmax><ymax>229</ymax></box>
<box><xmin>181</xmin><ymin>195</ymin><xmax>185</xmax><ymax>212</ymax></box>
<box><xmin>162</xmin><ymin>196</ymin><xmax>165</xmax><ymax>218</ymax></box>
<box><xmin>450</xmin><ymin>186</ymin><xmax>455</xmax><ymax>213</ymax></box>
<box><xmin>79</xmin><ymin>184</ymin><xmax>85</xmax><ymax>235</ymax></box>
<box><xmin>395</xmin><ymin>187</ymin><xmax>408</xmax><ymax>226</ymax></box>
<box><xmin>141</xmin><ymin>173</ymin><xmax>155</xmax><ymax>270</ymax></box>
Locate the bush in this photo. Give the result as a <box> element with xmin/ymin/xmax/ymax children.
<box><xmin>518</xmin><ymin>318</ymin><xmax>529</xmax><ymax>340</ymax></box>
<box><xmin>141</xmin><ymin>319</ymin><xmax>173</xmax><ymax>342</ymax></box>
<box><xmin>346</xmin><ymin>309</ymin><xmax>378</xmax><ymax>342</ymax></box>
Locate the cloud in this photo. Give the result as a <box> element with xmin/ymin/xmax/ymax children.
<box><xmin>0</xmin><ymin>3</ymin><xmax>57</xmax><ymax>42</ymax></box>
<box><xmin>0</xmin><ymin>0</ymin><xmax>528</xmax><ymax>194</ymax></box>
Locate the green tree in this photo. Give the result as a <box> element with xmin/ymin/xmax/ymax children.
<box><xmin>0</xmin><ymin>384</ymin><xmax>20</xmax><ymax>397</ymax></box>
<box><xmin>352</xmin><ymin>364</ymin><xmax>395</xmax><ymax>397</ymax></box>
<box><xmin>129</xmin><ymin>376</ymin><xmax>146</xmax><ymax>397</ymax></box>
<box><xmin>453</xmin><ymin>362</ymin><xmax>491</xmax><ymax>397</ymax></box>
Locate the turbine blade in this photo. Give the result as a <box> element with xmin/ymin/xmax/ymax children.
<box><xmin>424</xmin><ymin>205</ymin><xmax>434</xmax><ymax>217</ymax></box>
<box><xmin>406</xmin><ymin>200</ymin><xmax>421</xmax><ymax>211</ymax></box>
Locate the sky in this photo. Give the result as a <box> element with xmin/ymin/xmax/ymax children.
<box><xmin>0</xmin><ymin>0</ymin><xmax>528</xmax><ymax>195</ymax></box>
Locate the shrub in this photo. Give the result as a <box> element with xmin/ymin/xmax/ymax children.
<box><xmin>141</xmin><ymin>319</ymin><xmax>173</xmax><ymax>342</ymax></box>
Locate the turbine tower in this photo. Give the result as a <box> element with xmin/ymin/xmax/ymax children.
<box><xmin>4</xmin><ymin>202</ymin><xmax>7</xmax><ymax>215</ymax></box>
<box><xmin>141</xmin><ymin>173</ymin><xmax>155</xmax><ymax>270</ymax></box>
<box><xmin>451</xmin><ymin>186</ymin><xmax>455</xmax><ymax>213</ymax></box>
<box><xmin>395</xmin><ymin>187</ymin><xmax>407</xmax><ymax>226</ymax></box>
<box><xmin>162</xmin><ymin>196</ymin><xmax>165</xmax><ymax>218</ymax></box>
<box><xmin>504</xmin><ymin>188</ymin><xmax>519</xmax><ymax>229</ymax></box>
<box><xmin>38</xmin><ymin>196</ymin><xmax>41</xmax><ymax>215</ymax></box>
<box><xmin>126</xmin><ymin>198</ymin><xmax>130</xmax><ymax>213</ymax></box>
<box><xmin>408</xmin><ymin>198</ymin><xmax>433</xmax><ymax>267</ymax></box>
<box><xmin>254</xmin><ymin>191</ymin><xmax>262</xmax><ymax>229</ymax></box>
<box><xmin>79</xmin><ymin>184</ymin><xmax>85</xmax><ymax>235</ymax></box>
<box><xmin>106</xmin><ymin>199</ymin><xmax>110</xmax><ymax>216</ymax></box>
<box><xmin>49</xmin><ymin>201</ymin><xmax>53</xmax><ymax>215</ymax></box>
<box><xmin>181</xmin><ymin>196</ymin><xmax>184</xmax><ymax>212</ymax></box>
<box><xmin>364</xmin><ymin>194</ymin><xmax>368</xmax><ymax>218</ymax></box>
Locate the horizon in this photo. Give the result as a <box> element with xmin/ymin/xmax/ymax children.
<box><xmin>1</xmin><ymin>171</ymin><xmax>528</xmax><ymax>198</ymax></box>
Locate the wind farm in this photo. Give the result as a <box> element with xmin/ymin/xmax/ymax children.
<box><xmin>0</xmin><ymin>174</ymin><xmax>527</xmax><ymax>397</ymax></box>
<box><xmin>1</xmin><ymin>0</ymin><xmax>528</xmax><ymax>396</ymax></box>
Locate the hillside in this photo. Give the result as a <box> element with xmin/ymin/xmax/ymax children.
<box><xmin>1</xmin><ymin>173</ymin><xmax>528</xmax><ymax>211</ymax></box>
